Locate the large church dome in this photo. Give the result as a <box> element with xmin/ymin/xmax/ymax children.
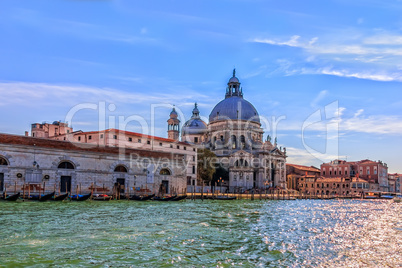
<box><xmin>209</xmin><ymin>70</ymin><xmax>260</xmax><ymax>124</ymax></box>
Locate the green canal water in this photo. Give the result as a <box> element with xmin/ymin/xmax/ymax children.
<box><xmin>0</xmin><ymin>199</ymin><xmax>400</xmax><ymax>267</ymax></box>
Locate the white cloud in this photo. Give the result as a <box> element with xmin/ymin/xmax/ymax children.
<box><xmin>285</xmin><ymin>146</ymin><xmax>344</xmax><ymax>166</ymax></box>
<box><xmin>364</xmin><ymin>34</ymin><xmax>402</xmax><ymax>45</ymax></box>
<box><xmin>279</xmin><ymin>107</ymin><xmax>402</xmax><ymax>135</ymax></box>
<box><xmin>251</xmin><ymin>32</ymin><xmax>402</xmax><ymax>82</ymax></box>
<box><xmin>0</xmin><ymin>81</ymin><xmax>210</xmax><ymax>107</ymax></box>
<box><xmin>298</xmin><ymin>67</ymin><xmax>402</xmax><ymax>82</ymax></box>
<box><xmin>252</xmin><ymin>35</ymin><xmax>317</xmax><ymax>49</ymax></box>
<box><xmin>310</xmin><ymin>90</ymin><xmax>329</xmax><ymax>108</ymax></box>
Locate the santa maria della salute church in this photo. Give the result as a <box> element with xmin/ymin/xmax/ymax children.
<box><xmin>169</xmin><ymin>69</ymin><xmax>287</xmax><ymax>191</ymax></box>
<box><xmin>0</xmin><ymin>69</ymin><xmax>286</xmax><ymax>196</ymax></box>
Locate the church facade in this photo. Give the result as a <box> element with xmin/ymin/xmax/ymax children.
<box><xmin>179</xmin><ymin>70</ymin><xmax>287</xmax><ymax>192</ymax></box>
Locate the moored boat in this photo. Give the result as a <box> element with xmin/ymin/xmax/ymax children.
<box><xmin>26</xmin><ymin>192</ymin><xmax>55</xmax><ymax>201</ymax></box>
<box><xmin>92</xmin><ymin>194</ymin><xmax>113</xmax><ymax>201</ymax></box>
<box><xmin>152</xmin><ymin>195</ymin><xmax>177</xmax><ymax>201</ymax></box>
<box><xmin>171</xmin><ymin>195</ymin><xmax>187</xmax><ymax>201</ymax></box>
<box><xmin>52</xmin><ymin>193</ymin><xmax>69</xmax><ymax>201</ymax></box>
<box><xmin>130</xmin><ymin>194</ymin><xmax>155</xmax><ymax>201</ymax></box>
<box><xmin>70</xmin><ymin>193</ymin><xmax>92</xmax><ymax>201</ymax></box>
<box><xmin>214</xmin><ymin>195</ymin><xmax>236</xmax><ymax>200</ymax></box>
<box><xmin>1</xmin><ymin>192</ymin><xmax>21</xmax><ymax>201</ymax></box>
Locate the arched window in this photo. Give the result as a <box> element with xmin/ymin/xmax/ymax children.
<box><xmin>235</xmin><ymin>160</ymin><xmax>239</xmax><ymax>167</ymax></box>
<box><xmin>244</xmin><ymin>160</ymin><xmax>248</xmax><ymax>167</ymax></box>
<box><xmin>58</xmin><ymin>161</ymin><xmax>74</xmax><ymax>169</ymax></box>
<box><xmin>240</xmin><ymin>135</ymin><xmax>245</xmax><ymax>149</ymax></box>
<box><xmin>160</xmin><ymin>168</ymin><xmax>171</xmax><ymax>175</ymax></box>
<box><xmin>114</xmin><ymin>165</ymin><xmax>128</xmax><ymax>172</ymax></box>
<box><xmin>231</xmin><ymin>135</ymin><xmax>236</xmax><ymax>149</ymax></box>
<box><xmin>0</xmin><ymin>157</ymin><xmax>8</xmax><ymax>166</ymax></box>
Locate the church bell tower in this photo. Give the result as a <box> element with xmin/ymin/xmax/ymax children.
<box><xmin>167</xmin><ymin>107</ymin><xmax>180</xmax><ymax>140</ymax></box>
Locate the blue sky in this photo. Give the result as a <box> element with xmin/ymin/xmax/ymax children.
<box><xmin>0</xmin><ymin>0</ymin><xmax>401</xmax><ymax>173</ymax></box>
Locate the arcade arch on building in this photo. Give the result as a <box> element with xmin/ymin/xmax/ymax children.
<box><xmin>58</xmin><ymin>161</ymin><xmax>75</xmax><ymax>169</ymax></box>
<box><xmin>0</xmin><ymin>156</ymin><xmax>9</xmax><ymax>166</ymax></box>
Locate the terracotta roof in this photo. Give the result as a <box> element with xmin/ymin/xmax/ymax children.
<box><xmin>77</xmin><ymin>128</ymin><xmax>190</xmax><ymax>145</ymax></box>
<box><xmin>0</xmin><ymin>133</ymin><xmax>182</xmax><ymax>159</ymax></box>
<box><xmin>287</xmin><ymin>163</ymin><xmax>320</xmax><ymax>172</ymax></box>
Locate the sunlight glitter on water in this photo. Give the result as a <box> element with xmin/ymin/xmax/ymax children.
<box><xmin>0</xmin><ymin>199</ymin><xmax>400</xmax><ymax>267</ymax></box>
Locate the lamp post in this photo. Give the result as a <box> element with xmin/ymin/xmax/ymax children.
<box><xmin>217</xmin><ymin>177</ymin><xmax>223</xmax><ymax>194</ymax></box>
<box><xmin>134</xmin><ymin>175</ymin><xmax>137</xmax><ymax>193</ymax></box>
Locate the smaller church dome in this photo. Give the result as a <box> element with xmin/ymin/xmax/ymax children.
<box><xmin>169</xmin><ymin>107</ymin><xmax>178</xmax><ymax>118</ymax></box>
<box><xmin>182</xmin><ymin>103</ymin><xmax>207</xmax><ymax>135</ymax></box>
<box><xmin>229</xmin><ymin>76</ymin><xmax>239</xmax><ymax>83</ymax></box>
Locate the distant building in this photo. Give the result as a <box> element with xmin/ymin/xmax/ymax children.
<box><xmin>321</xmin><ymin>159</ymin><xmax>389</xmax><ymax>192</ymax></box>
<box><xmin>298</xmin><ymin>176</ymin><xmax>369</xmax><ymax>196</ymax></box>
<box><xmin>31</xmin><ymin>121</ymin><xmax>73</xmax><ymax>138</ymax></box>
<box><xmin>388</xmin><ymin>173</ymin><xmax>401</xmax><ymax>193</ymax></box>
<box><xmin>286</xmin><ymin>164</ymin><xmax>320</xmax><ymax>191</ymax></box>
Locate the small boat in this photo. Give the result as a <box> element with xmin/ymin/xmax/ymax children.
<box><xmin>214</xmin><ymin>195</ymin><xmax>236</xmax><ymax>200</ymax></box>
<box><xmin>70</xmin><ymin>193</ymin><xmax>92</xmax><ymax>201</ymax></box>
<box><xmin>171</xmin><ymin>195</ymin><xmax>187</xmax><ymax>201</ymax></box>
<box><xmin>1</xmin><ymin>192</ymin><xmax>21</xmax><ymax>201</ymax></box>
<box><xmin>92</xmin><ymin>194</ymin><xmax>113</xmax><ymax>201</ymax></box>
<box><xmin>26</xmin><ymin>192</ymin><xmax>56</xmax><ymax>201</ymax></box>
<box><xmin>130</xmin><ymin>194</ymin><xmax>155</xmax><ymax>201</ymax></box>
<box><xmin>364</xmin><ymin>192</ymin><xmax>380</xmax><ymax>199</ymax></box>
<box><xmin>39</xmin><ymin>192</ymin><xmax>56</xmax><ymax>202</ymax></box>
<box><xmin>152</xmin><ymin>195</ymin><xmax>177</xmax><ymax>201</ymax></box>
<box><xmin>52</xmin><ymin>193</ymin><xmax>69</xmax><ymax>201</ymax></box>
<box><xmin>380</xmin><ymin>195</ymin><xmax>394</xmax><ymax>200</ymax></box>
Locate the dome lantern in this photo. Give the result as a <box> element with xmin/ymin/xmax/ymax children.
<box><xmin>210</xmin><ymin>70</ymin><xmax>260</xmax><ymax>124</ymax></box>
<box><xmin>225</xmin><ymin>68</ymin><xmax>243</xmax><ymax>99</ymax></box>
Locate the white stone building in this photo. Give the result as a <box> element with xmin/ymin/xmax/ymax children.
<box><xmin>181</xmin><ymin>70</ymin><xmax>287</xmax><ymax>192</ymax></box>
<box><xmin>0</xmin><ymin>133</ymin><xmax>190</xmax><ymax>195</ymax></box>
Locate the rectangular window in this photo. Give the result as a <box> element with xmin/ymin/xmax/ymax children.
<box><xmin>147</xmin><ymin>141</ymin><xmax>150</xmax><ymax>145</ymax></box>
<box><xmin>194</xmin><ymin>137</ymin><xmax>198</xmax><ymax>143</ymax></box>
<box><xmin>78</xmin><ymin>136</ymin><xmax>81</xmax><ymax>141</ymax></box>
<box><xmin>100</xmin><ymin>134</ymin><xmax>104</xmax><ymax>138</ymax></box>
<box><xmin>192</xmin><ymin>166</ymin><xmax>195</xmax><ymax>174</ymax></box>
<box><xmin>113</xmin><ymin>135</ymin><xmax>117</xmax><ymax>139</ymax></box>
<box><xmin>67</xmin><ymin>130</ymin><xmax>70</xmax><ymax>133</ymax></box>
<box><xmin>129</xmin><ymin>137</ymin><xmax>132</xmax><ymax>142</ymax></box>
<box><xmin>177</xmin><ymin>145</ymin><xmax>180</xmax><ymax>149</ymax></box>
<box><xmin>170</xmin><ymin>144</ymin><xmax>173</xmax><ymax>148</ymax></box>
<box><xmin>193</xmin><ymin>156</ymin><xmax>195</xmax><ymax>161</ymax></box>
<box><xmin>138</xmin><ymin>139</ymin><xmax>141</xmax><ymax>143</ymax></box>
<box><xmin>193</xmin><ymin>148</ymin><xmax>196</xmax><ymax>152</ymax></box>
<box><xmin>184</xmin><ymin>146</ymin><xmax>186</xmax><ymax>150</ymax></box>
<box><xmin>88</xmin><ymin>135</ymin><xmax>92</xmax><ymax>140</ymax></box>
<box><xmin>159</xmin><ymin>142</ymin><xmax>162</xmax><ymax>146</ymax></box>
